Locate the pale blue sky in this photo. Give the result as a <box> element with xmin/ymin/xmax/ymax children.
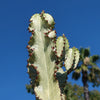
<box><xmin>0</xmin><ymin>0</ymin><xmax>100</xmax><ymax>100</ymax></box>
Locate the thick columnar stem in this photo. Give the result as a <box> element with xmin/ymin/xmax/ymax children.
<box><xmin>26</xmin><ymin>11</ymin><xmax>80</xmax><ymax>100</ymax></box>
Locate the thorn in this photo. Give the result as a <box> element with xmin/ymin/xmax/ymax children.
<box><xmin>56</xmin><ymin>55</ymin><xmax>59</xmax><ymax>58</ymax></box>
<box><xmin>48</xmin><ymin>30</ymin><xmax>52</xmax><ymax>33</ymax></box>
<box><xmin>34</xmin><ymin>66</ymin><xmax>37</xmax><ymax>70</ymax></box>
<box><xmin>30</xmin><ymin>36</ymin><xmax>33</xmax><ymax>39</ymax></box>
<box><xmin>63</xmin><ymin>34</ymin><xmax>65</xmax><ymax>37</ymax></box>
<box><xmin>54</xmin><ymin>73</ymin><xmax>56</xmax><ymax>77</ymax></box>
<box><xmin>29</xmin><ymin>20</ymin><xmax>32</xmax><ymax>22</ymax></box>
<box><xmin>52</xmin><ymin>47</ymin><xmax>54</xmax><ymax>49</ymax></box>
<box><xmin>36</xmin><ymin>97</ymin><xmax>39</xmax><ymax>100</ymax></box>
<box><xmin>50</xmin><ymin>29</ymin><xmax>53</xmax><ymax>31</ymax></box>
<box><xmin>28</xmin><ymin>29</ymin><xmax>32</xmax><ymax>32</ymax></box>
<box><xmin>44</xmin><ymin>32</ymin><xmax>48</xmax><ymax>36</ymax></box>
<box><xmin>54</xmin><ymin>70</ymin><xmax>57</xmax><ymax>73</ymax></box>
<box><xmin>55</xmin><ymin>60</ymin><xmax>60</xmax><ymax>65</ymax></box>
<box><xmin>46</xmin><ymin>34</ymin><xmax>48</xmax><ymax>37</ymax></box>
<box><xmin>36</xmin><ymin>76</ymin><xmax>38</xmax><ymax>80</ymax></box>
<box><xmin>31</xmin><ymin>64</ymin><xmax>34</xmax><ymax>67</ymax></box>
<box><xmin>41</xmin><ymin>10</ymin><xmax>45</xmax><ymax>16</ymax></box>
<box><xmin>27</xmin><ymin>59</ymin><xmax>29</xmax><ymax>62</ymax></box>
<box><xmin>29</xmin><ymin>23</ymin><xmax>31</xmax><ymax>27</ymax></box>
<box><xmin>43</xmin><ymin>16</ymin><xmax>45</xmax><ymax>19</ymax></box>
<box><xmin>42</xmin><ymin>10</ymin><xmax>45</xmax><ymax>13</ymax></box>
<box><xmin>55</xmin><ymin>51</ymin><xmax>57</xmax><ymax>54</ymax></box>
<box><xmin>61</xmin><ymin>54</ymin><xmax>63</xmax><ymax>56</ymax></box>
<box><xmin>29</xmin><ymin>53</ymin><xmax>33</xmax><ymax>56</ymax></box>
<box><xmin>32</xmin><ymin>32</ymin><xmax>34</xmax><ymax>35</ymax></box>
<box><xmin>54</xmin><ymin>77</ymin><xmax>57</xmax><ymax>80</ymax></box>
<box><xmin>48</xmin><ymin>24</ymin><xmax>51</xmax><ymax>27</ymax></box>
<box><xmin>26</xmin><ymin>45</ymin><xmax>30</xmax><ymax>49</ymax></box>
<box><xmin>37</xmin><ymin>71</ymin><xmax>39</xmax><ymax>74</ymax></box>
<box><xmin>31</xmin><ymin>48</ymin><xmax>34</xmax><ymax>51</ymax></box>
<box><xmin>56</xmin><ymin>66</ymin><xmax>59</xmax><ymax>69</ymax></box>
<box><xmin>44</xmin><ymin>33</ymin><xmax>46</xmax><ymax>34</ymax></box>
<box><xmin>27</xmin><ymin>63</ymin><xmax>29</xmax><ymax>67</ymax></box>
<box><xmin>31</xmin><ymin>30</ymin><xmax>34</xmax><ymax>35</ymax></box>
<box><xmin>55</xmin><ymin>30</ymin><xmax>57</xmax><ymax>34</ymax></box>
<box><xmin>28</xmin><ymin>27</ymin><xmax>29</xmax><ymax>31</ymax></box>
<box><xmin>46</xmin><ymin>20</ymin><xmax>48</xmax><ymax>23</ymax></box>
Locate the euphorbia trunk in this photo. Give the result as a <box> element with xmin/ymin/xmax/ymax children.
<box><xmin>26</xmin><ymin>11</ymin><xmax>80</xmax><ymax>100</ymax></box>
<box><xmin>82</xmin><ymin>70</ymin><xmax>89</xmax><ymax>100</ymax></box>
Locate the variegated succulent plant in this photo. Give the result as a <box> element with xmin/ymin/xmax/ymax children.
<box><xmin>26</xmin><ymin>11</ymin><xmax>80</xmax><ymax>100</ymax></box>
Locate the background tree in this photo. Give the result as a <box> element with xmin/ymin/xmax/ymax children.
<box><xmin>64</xmin><ymin>82</ymin><xmax>100</xmax><ymax>100</ymax></box>
<box><xmin>64</xmin><ymin>82</ymin><xmax>84</xmax><ymax>100</ymax></box>
<box><xmin>72</xmin><ymin>48</ymin><xmax>100</xmax><ymax>100</ymax></box>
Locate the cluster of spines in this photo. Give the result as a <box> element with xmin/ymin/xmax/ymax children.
<box><xmin>50</xmin><ymin>33</ymin><xmax>67</xmax><ymax>99</ymax></box>
<box><xmin>52</xmin><ymin>35</ymin><xmax>69</xmax><ymax>96</ymax></box>
<box><xmin>52</xmin><ymin>34</ymin><xmax>69</xmax><ymax>81</ymax></box>
<box><xmin>41</xmin><ymin>12</ymin><xmax>59</xmax><ymax>81</ymax></box>
<box><xmin>40</xmin><ymin>10</ymin><xmax>55</xmax><ymax>29</ymax></box>
<box><xmin>43</xmin><ymin>30</ymin><xmax>57</xmax><ymax>39</ymax></box>
<box><xmin>27</xmin><ymin>21</ymin><xmax>40</xmax><ymax>91</ymax></box>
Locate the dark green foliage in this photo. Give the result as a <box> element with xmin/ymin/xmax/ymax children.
<box><xmin>88</xmin><ymin>66</ymin><xmax>100</xmax><ymax>87</ymax></box>
<box><xmin>90</xmin><ymin>55</ymin><xmax>100</xmax><ymax>63</ymax></box>
<box><xmin>83</xmin><ymin>48</ymin><xmax>90</xmax><ymax>58</ymax></box>
<box><xmin>89</xmin><ymin>90</ymin><xmax>100</xmax><ymax>100</ymax></box>
<box><xmin>80</xmin><ymin>48</ymin><xmax>90</xmax><ymax>60</ymax></box>
<box><xmin>64</xmin><ymin>82</ymin><xmax>84</xmax><ymax>100</ymax></box>
<box><xmin>72</xmin><ymin>72</ymin><xmax>81</xmax><ymax>80</ymax></box>
<box><xmin>64</xmin><ymin>82</ymin><xmax>100</xmax><ymax>100</ymax></box>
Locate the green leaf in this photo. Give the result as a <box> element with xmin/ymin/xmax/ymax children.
<box><xmin>90</xmin><ymin>55</ymin><xmax>100</xmax><ymax>63</ymax></box>
<box><xmin>84</xmin><ymin>48</ymin><xmax>90</xmax><ymax>57</ymax></box>
<box><xmin>75</xmin><ymin>67</ymin><xmax>82</xmax><ymax>73</ymax></box>
<box><xmin>72</xmin><ymin>72</ymin><xmax>81</xmax><ymax>80</ymax></box>
<box><xmin>81</xmin><ymin>65</ymin><xmax>88</xmax><ymax>71</ymax></box>
<box><xmin>79</xmin><ymin>48</ymin><xmax>90</xmax><ymax>60</ymax></box>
